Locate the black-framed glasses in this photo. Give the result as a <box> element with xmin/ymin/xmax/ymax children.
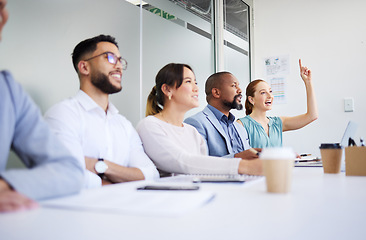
<box><xmin>84</xmin><ymin>51</ymin><xmax>128</xmax><ymax>70</ymax></box>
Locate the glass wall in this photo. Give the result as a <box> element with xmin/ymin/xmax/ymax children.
<box><xmin>125</xmin><ymin>0</ymin><xmax>214</xmax><ymax>118</ymax></box>
<box><xmin>223</xmin><ymin>0</ymin><xmax>251</xmax><ymax>117</ymax></box>
<box><xmin>125</xmin><ymin>0</ymin><xmax>252</xmax><ymax>119</ymax></box>
<box><xmin>2</xmin><ymin>0</ymin><xmax>251</xmax><ymax>127</ymax></box>
<box><xmin>2</xmin><ymin>0</ymin><xmax>251</xmax><ymax>168</ymax></box>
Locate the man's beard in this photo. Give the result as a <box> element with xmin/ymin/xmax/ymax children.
<box><xmin>91</xmin><ymin>71</ymin><xmax>122</xmax><ymax>94</ymax></box>
<box><xmin>223</xmin><ymin>94</ymin><xmax>243</xmax><ymax>110</ymax></box>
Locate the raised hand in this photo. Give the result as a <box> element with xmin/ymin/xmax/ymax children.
<box><xmin>299</xmin><ymin>59</ymin><xmax>312</xmax><ymax>83</ymax></box>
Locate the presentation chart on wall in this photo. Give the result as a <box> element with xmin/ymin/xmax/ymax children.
<box><xmin>264</xmin><ymin>55</ymin><xmax>290</xmax><ymax>104</ymax></box>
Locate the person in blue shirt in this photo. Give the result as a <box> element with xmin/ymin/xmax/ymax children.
<box><xmin>237</xmin><ymin>59</ymin><xmax>318</xmax><ymax>148</ymax></box>
<box><xmin>185</xmin><ymin>71</ymin><xmax>260</xmax><ymax>160</ymax></box>
<box><xmin>138</xmin><ymin>63</ymin><xmax>262</xmax><ymax>176</ymax></box>
<box><xmin>0</xmin><ymin>0</ymin><xmax>83</xmax><ymax>212</ymax></box>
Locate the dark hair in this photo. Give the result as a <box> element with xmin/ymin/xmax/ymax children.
<box><xmin>146</xmin><ymin>63</ymin><xmax>194</xmax><ymax>116</ymax></box>
<box><xmin>205</xmin><ymin>71</ymin><xmax>232</xmax><ymax>103</ymax></box>
<box><xmin>71</xmin><ymin>34</ymin><xmax>118</xmax><ymax>73</ymax></box>
<box><xmin>245</xmin><ymin>79</ymin><xmax>265</xmax><ymax>115</ymax></box>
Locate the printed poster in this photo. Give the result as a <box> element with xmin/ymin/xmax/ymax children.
<box><xmin>264</xmin><ymin>55</ymin><xmax>290</xmax><ymax>104</ymax></box>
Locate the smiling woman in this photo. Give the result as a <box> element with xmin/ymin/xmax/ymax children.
<box><xmin>144</xmin><ymin>63</ymin><xmax>199</xmax><ymax>126</ymax></box>
<box><xmin>237</xmin><ymin>59</ymin><xmax>318</xmax><ymax>149</ymax></box>
<box><xmin>136</xmin><ymin>63</ymin><xmax>263</xmax><ymax>176</ymax></box>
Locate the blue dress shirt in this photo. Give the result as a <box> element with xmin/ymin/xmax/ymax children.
<box><xmin>207</xmin><ymin>105</ymin><xmax>244</xmax><ymax>153</ymax></box>
<box><xmin>0</xmin><ymin>70</ymin><xmax>83</xmax><ymax>200</ymax></box>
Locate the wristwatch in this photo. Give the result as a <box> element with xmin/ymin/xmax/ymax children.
<box><xmin>95</xmin><ymin>158</ymin><xmax>108</xmax><ymax>178</ymax></box>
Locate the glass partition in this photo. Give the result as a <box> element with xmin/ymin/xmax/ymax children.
<box><xmin>223</xmin><ymin>0</ymin><xmax>251</xmax><ymax>117</ymax></box>
<box><xmin>140</xmin><ymin>0</ymin><xmax>214</xmax><ymax>118</ymax></box>
<box><xmin>3</xmin><ymin>0</ymin><xmax>252</xmax><ymax>168</ymax></box>
<box><xmin>125</xmin><ymin>0</ymin><xmax>252</xmax><ymax>120</ymax></box>
<box><xmin>3</xmin><ymin>0</ymin><xmax>251</xmax><ymax>128</ymax></box>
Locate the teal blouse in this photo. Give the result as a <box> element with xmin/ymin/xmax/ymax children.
<box><xmin>238</xmin><ymin>115</ymin><xmax>283</xmax><ymax>148</ymax></box>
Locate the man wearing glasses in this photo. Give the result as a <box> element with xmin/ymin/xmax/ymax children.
<box><xmin>45</xmin><ymin>35</ymin><xmax>159</xmax><ymax>188</ymax></box>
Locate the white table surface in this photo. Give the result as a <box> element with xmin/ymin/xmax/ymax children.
<box><xmin>1</xmin><ymin>167</ymin><xmax>365</xmax><ymax>240</ymax></box>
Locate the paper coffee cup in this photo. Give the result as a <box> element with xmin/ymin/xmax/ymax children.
<box><xmin>319</xmin><ymin>143</ymin><xmax>342</xmax><ymax>174</ymax></box>
<box><xmin>260</xmin><ymin>148</ymin><xmax>296</xmax><ymax>193</ymax></box>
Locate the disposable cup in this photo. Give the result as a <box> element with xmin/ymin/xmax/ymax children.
<box><xmin>319</xmin><ymin>143</ymin><xmax>342</xmax><ymax>174</ymax></box>
<box><xmin>260</xmin><ymin>148</ymin><xmax>295</xmax><ymax>193</ymax></box>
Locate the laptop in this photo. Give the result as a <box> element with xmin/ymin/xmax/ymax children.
<box><xmin>340</xmin><ymin>121</ymin><xmax>358</xmax><ymax>147</ymax></box>
<box><xmin>295</xmin><ymin>121</ymin><xmax>358</xmax><ymax>167</ymax></box>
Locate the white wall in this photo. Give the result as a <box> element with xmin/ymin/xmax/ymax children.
<box><xmin>0</xmin><ymin>0</ymin><xmax>142</xmax><ymax>123</ymax></box>
<box><xmin>4</xmin><ymin>0</ymin><xmax>362</xmax><ymax>160</ymax></box>
<box><xmin>252</xmin><ymin>0</ymin><xmax>366</xmax><ymax>156</ymax></box>
<box><xmin>0</xmin><ymin>0</ymin><xmax>142</xmax><ymax>168</ymax></box>
<box><xmin>0</xmin><ymin>0</ymin><xmax>216</xmax><ymax>125</ymax></box>
<box><xmin>0</xmin><ymin>0</ymin><xmax>216</xmax><ymax>167</ymax></box>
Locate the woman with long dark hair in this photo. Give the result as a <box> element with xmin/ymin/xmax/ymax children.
<box><xmin>137</xmin><ymin>63</ymin><xmax>262</xmax><ymax>176</ymax></box>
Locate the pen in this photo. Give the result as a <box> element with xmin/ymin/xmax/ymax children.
<box><xmin>248</xmin><ymin>148</ymin><xmax>259</xmax><ymax>156</ymax></box>
<box><xmin>297</xmin><ymin>158</ymin><xmax>320</xmax><ymax>162</ymax></box>
<box><xmin>300</xmin><ymin>153</ymin><xmax>312</xmax><ymax>157</ymax></box>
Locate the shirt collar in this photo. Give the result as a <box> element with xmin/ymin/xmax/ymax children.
<box><xmin>207</xmin><ymin>104</ymin><xmax>235</xmax><ymax>123</ymax></box>
<box><xmin>75</xmin><ymin>90</ymin><xmax>119</xmax><ymax>115</ymax></box>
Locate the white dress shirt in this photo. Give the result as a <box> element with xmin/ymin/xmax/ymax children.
<box><xmin>45</xmin><ymin>90</ymin><xmax>159</xmax><ymax>188</ymax></box>
<box><xmin>136</xmin><ymin>116</ymin><xmax>241</xmax><ymax>174</ymax></box>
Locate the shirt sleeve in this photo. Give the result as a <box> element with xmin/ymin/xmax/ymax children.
<box><xmin>185</xmin><ymin>116</ymin><xmax>236</xmax><ymax>159</ymax></box>
<box><xmin>44</xmin><ymin>102</ymin><xmax>101</xmax><ymax>189</ymax></box>
<box><xmin>137</xmin><ymin>118</ymin><xmax>240</xmax><ymax>175</ymax></box>
<box><xmin>184</xmin><ymin>116</ymin><xmax>208</xmax><ymax>145</ymax></box>
<box><xmin>122</xmin><ymin>118</ymin><xmax>160</xmax><ymax>180</ymax></box>
<box><xmin>0</xmin><ymin>71</ymin><xmax>84</xmax><ymax>200</ymax></box>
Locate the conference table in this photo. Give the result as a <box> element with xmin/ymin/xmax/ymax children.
<box><xmin>0</xmin><ymin>167</ymin><xmax>365</xmax><ymax>240</ymax></box>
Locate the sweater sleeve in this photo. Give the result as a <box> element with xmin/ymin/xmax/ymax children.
<box><xmin>136</xmin><ymin>118</ymin><xmax>240</xmax><ymax>175</ymax></box>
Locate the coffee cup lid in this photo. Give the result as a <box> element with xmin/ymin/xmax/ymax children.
<box><xmin>319</xmin><ymin>143</ymin><xmax>342</xmax><ymax>149</ymax></box>
<box><xmin>259</xmin><ymin>147</ymin><xmax>296</xmax><ymax>160</ymax></box>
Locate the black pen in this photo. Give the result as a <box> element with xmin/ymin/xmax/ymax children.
<box><xmin>297</xmin><ymin>158</ymin><xmax>320</xmax><ymax>162</ymax></box>
<box><xmin>300</xmin><ymin>153</ymin><xmax>311</xmax><ymax>157</ymax></box>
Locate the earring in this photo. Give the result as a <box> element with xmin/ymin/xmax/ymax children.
<box><xmin>168</xmin><ymin>95</ymin><xmax>172</xmax><ymax>100</ymax></box>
